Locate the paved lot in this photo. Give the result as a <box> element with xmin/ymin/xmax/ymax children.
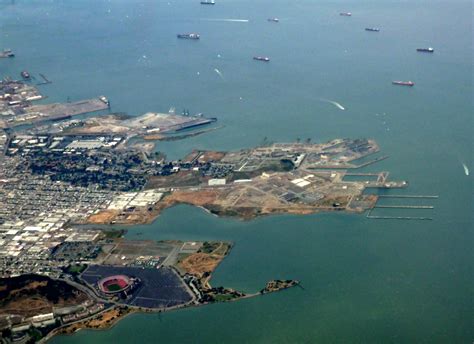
<box><xmin>82</xmin><ymin>265</ymin><xmax>193</xmax><ymax>309</ymax></box>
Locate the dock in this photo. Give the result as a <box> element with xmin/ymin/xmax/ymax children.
<box><xmin>366</xmin><ymin>214</ymin><xmax>433</xmax><ymax>221</ymax></box>
<box><xmin>374</xmin><ymin>205</ymin><xmax>434</xmax><ymax>209</ymax></box>
<box><xmin>3</xmin><ymin>98</ymin><xmax>109</xmax><ymax>128</ymax></box>
<box><xmin>37</xmin><ymin>73</ymin><xmax>52</xmax><ymax>85</ymax></box>
<box><xmin>378</xmin><ymin>195</ymin><xmax>439</xmax><ymax>199</ymax></box>
<box><xmin>366</xmin><ymin>194</ymin><xmax>438</xmax><ymax>221</ymax></box>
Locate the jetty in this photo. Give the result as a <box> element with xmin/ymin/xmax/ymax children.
<box><xmin>366</xmin><ymin>194</ymin><xmax>438</xmax><ymax>221</ymax></box>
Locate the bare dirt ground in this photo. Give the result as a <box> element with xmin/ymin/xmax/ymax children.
<box><xmin>178</xmin><ymin>242</ymin><xmax>231</xmax><ymax>284</ymax></box>
<box><xmin>179</xmin><ymin>253</ymin><xmax>222</xmax><ymax>278</ymax></box>
<box><xmin>87</xmin><ymin>209</ymin><xmax>120</xmax><ymax>224</ymax></box>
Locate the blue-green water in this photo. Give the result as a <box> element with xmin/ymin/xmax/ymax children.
<box><xmin>1</xmin><ymin>0</ymin><xmax>472</xmax><ymax>342</ymax></box>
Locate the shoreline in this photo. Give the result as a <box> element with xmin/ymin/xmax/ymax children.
<box><xmin>43</xmin><ymin>280</ymin><xmax>300</xmax><ymax>343</ymax></box>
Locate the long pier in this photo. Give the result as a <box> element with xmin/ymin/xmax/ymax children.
<box><xmin>378</xmin><ymin>195</ymin><xmax>439</xmax><ymax>199</ymax></box>
<box><xmin>366</xmin><ymin>194</ymin><xmax>438</xmax><ymax>221</ymax></box>
<box><xmin>37</xmin><ymin>73</ymin><xmax>52</xmax><ymax>85</ymax></box>
<box><xmin>367</xmin><ymin>215</ymin><xmax>433</xmax><ymax>220</ymax></box>
<box><xmin>375</xmin><ymin>205</ymin><xmax>434</xmax><ymax>209</ymax></box>
<box><xmin>353</xmin><ymin>155</ymin><xmax>389</xmax><ymax>168</ymax></box>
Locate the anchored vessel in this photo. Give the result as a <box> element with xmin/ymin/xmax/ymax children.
<box><xmin>200</xmin><ymin>0</ymin><xmax>215</xmax><ymax>4</ymax></box>
<box><xmin>177</xmin><ymin>33</ymin><xmax>200</xmax><ymax>40</ymax></box>
<box><xmin>392</xmin><ymin>80</ymin><xmax>414</xmax><ymax>86</ymax></box>
<box><xmin>268</xmin><ymin>18</ymin><xmax>279</xmax><ymax>22</ymax></box>
<box><xmin>253</xmin><ymin>56</ymin><xmax>270</xmax><ymax>62</ymax></box>
<box><xmin>365</xmin><ymin>27</ymin><xmax>380</xmax><ymax>32</ymax></box>
<box><xmin>21</xmin><ymin>71</ymin><xmax>31</xmax><ymax>79</ymax></box>
<box><xmin>340</xmin><ymin>12</ymin><xmax>352</xmax><ymax>16</ymax></box>
<box><xmin>417</xmin><ymin>47</ymin><xmax>434</xmax><ymax>53</ymax></box>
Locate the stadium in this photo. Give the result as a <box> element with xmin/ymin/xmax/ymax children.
<box><xmin>97</xmin><ymin>275</ymin><xmax>132</xmax><ymax>294</ymax></box>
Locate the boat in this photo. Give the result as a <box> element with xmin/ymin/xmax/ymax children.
<box><xmin>268</xmin><ymin>18</ymin><xmax>279</xmax><ymax>22</ymax></box>
<box><xmin>200</xmin><ymin>0</ymin><xmax>215</xmax><ymax>4</ymax></box>
<box><xmin>253</xmin><ymin>56</ymin><xmax>270</xmax><ymax>62</ymax></box>
<box><xmin>392</xmin><ymin>81</ymin><xmax>414</xmax><ymax>86</ymax></box>
<box><xmin>21</xmin><ymin>71</ymin><xmax>31</xmax><ymax>79</ymax></box>
<box><xmin>365</xmin><ymin>27</ymin><xmax>380</xmax><ymax>32</ymax></box>
<box><xmin>99</xmin><ymin>96</ymin><xmax>110</xmax><ymax>106</ymax></box>
<box><xmin>177</xmin><ymin>33</ymin><xmax>200</xmax><ymax>40</ymax></box>
<box><xmin>0</xmin><ymin>49</ymin><xmax>14</xmax><ymax>58</ymax></box>
<box><xmin>416</xmin><ymin>47</ymin><xmax>434</xmax><ymax>53</ymax></box>
<box><xmin>340</xmin><ymin>12</ymin><xmax>352</xmax><ymax>16</ymax></box>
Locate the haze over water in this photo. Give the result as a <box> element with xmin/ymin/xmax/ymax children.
<box><xmin>1</xmin><ymin>0</ymin><xmax>472</xmax><ymax>342</ymax></box>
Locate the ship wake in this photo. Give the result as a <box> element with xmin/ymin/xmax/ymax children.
<box><xmin>201</xmin><ymin>18</ymin><xmax>249</xmax><ymax>23</ymax></box>
<box><xmin>320</xmin><ymin>98</ymin><xmax>345</xmax><ymax>110</ymax></box>
<box><xmin>214</xmin><ymin>68</ymin><xmax>225</xmax><ymax>80</ymax></box>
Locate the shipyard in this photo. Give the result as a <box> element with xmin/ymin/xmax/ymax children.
<box><xmin>1</xmin><ymin>0</ymin><xmax>469</xmax><ymax>343</ymax></box>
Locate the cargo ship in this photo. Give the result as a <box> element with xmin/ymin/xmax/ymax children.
<box><xmin>392</xmin><ymin>81</ymin><xmax>414</xmax><ymax>86</ymax></box>
<box><xmin>177</xmin><ymin>33</ymin><xmax>200</xmax><ymax>40</ymax></box>
<box><xmin>416</xmin><ymin>47</ymin><xmax>434</xmax><ymax>53</ymax></box>
<box><xmin>21</xmin><ymin>71</ymin><xmax>31</xmax><ymax>79</ymax></box>
<box><xmin>268</xmin><ymin>18</ymin><xmax>279</xmax><ymax>22</ymax></box>
<box><xmin>200</xmin><ymin>0</ymin><xmax>215</xmax><ymax>4</ymax></box>
<box><xmin>365</xmin><ymin>27</ymin><xmax>380</xmax><ymax>32</ymax></box>
<box><xmin>253</xmin><ymin>56</ymin><xmax>270</xmax><ymax>62</ymax></box>
<box><xmin>340</xmin><ymin>12</ymin><xmax>352</xmax><ymax>16</ymax></box>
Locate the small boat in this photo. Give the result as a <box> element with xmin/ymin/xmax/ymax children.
<box><xmin>21</xmin><ymin>71</ymin><xmax>31</xmax><ymax>79</ymax></box>
<box><xmin>0</xmin><ymin>49</ymin><xmax>15</xmax><ymax>58</ymax></box>
<box><xmin>340</xmin><ymin>12</ymin><xmax>352</xmax><ymax>16</ymax></box>
<box><xmin>253</xmin><ymin>56</ymin><xmax>270</xmax><ymax>62</ymax></box>
<box><xmin>99</xmin><ymin>96</ymin><xmax>110</xmax><ymax>106</ymax></box>
<box><xmin>200</xmin><ymin>0</ymin><xmax>215</xmax><ymax>4</ymax></box>
<box><xmin>416</xmin><ymin>47</ymin><xmax>434</xmax><ymax>53</ymax></box>
<box><xmin>365</xmin><ymin>27</ymin><xmax>380</xmax><ymax>32</ymax></box>
<box><xmin>268</xmin><ymin>18</ymin><xmax>279</xmax><ymax>22</ymax></box>
<box><xmin>392</xmin><ymin>81</ymin><xmax>414</xmax><ymax>86</ymax></box>
<box><xmin>177</xmin><ymin>33</ymin><xmax>200</xmax><ymax>40</ymax></box>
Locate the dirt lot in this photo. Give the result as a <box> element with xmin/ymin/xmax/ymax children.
<box><xmin>178</xmin><ymin>242</ymin><xmax>231</xmax><ymax>279</ymax></box>
<box><xmin>87</xmin><ymin>209</ymin><xmax>120</xmax><ymax>224</ymax></box>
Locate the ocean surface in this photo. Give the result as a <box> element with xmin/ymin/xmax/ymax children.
<box><xmin>1</xmin><ymin>0</ymin><xmax>472</xmax><ymax>342</ymax></box>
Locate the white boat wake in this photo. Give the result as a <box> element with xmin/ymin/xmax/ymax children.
<box><xmin>214</xmin><ymin>68</ymin><xmax>225</xmax><ymax>80</ymax></box>
<box><xmin>462</xmin><ymin>163</ymin><xmax>469</xmax><ymax>176</ymax></box>
<box><xmin>320</xmin><ymin>98</ymin><xmax>345</xmax><ymax>110</ymax></box>
<box><xmin>202</xmin><ymin>18</ymin><xmax>249</xmax><ymax>22</ymax></box>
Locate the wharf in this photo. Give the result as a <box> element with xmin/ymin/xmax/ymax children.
<box><xmin>37</xmin><ymin>73</ymin><xmax>52</xmax><ymax>85</ymax></box>
<box><xmin>4</xmin><ymin>98</ymin><xmax>109</xmax><ymax>128</ymax></box>
<box><xmin>174</xmin><ymin>117</ymin><xmax>217</xmax><ymax>131</ymax></box>
<box><xmin>378</xmin><ymin>195</ymin><xmax>439</xmax><ymax>199</ymax></box>
<box><xmin>366</xmin><ymin>215</ymin><xmax>433</xmax><ymax>220</ymax></box>
<box><xmin>366</xmin><ymin>194</ymin><xmax>438</xmax><ymax>221</ymax></box>
<box><xmin>375</xmin><ymin>205</ymin><xmax>434</xmax><ymax>209</ymax></box>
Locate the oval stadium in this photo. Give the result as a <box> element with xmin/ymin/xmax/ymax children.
<box><xmin>97</xmin><ymin>275</ymin><xmax>131</xmax><ymax>294</ymax></box>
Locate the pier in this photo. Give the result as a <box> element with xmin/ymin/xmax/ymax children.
<box><xmin>37</xmin><ymin>73</ymin><xmax>52</xmax><ymax>85</ymax></box>
<box><xmin>366</xmin><ymin>214</ymin><xmax>433</xmax><ymax>221</ymax></box>
<box><xmin>366</xmin><ymin>194</ymin><xmax>438</xmax><ymax>221</ymax></box>
<box><xmin>378</xmin><ymin>195</ymin><xmax>439</xmax><ymax>199</ymax></box>
<box><xmin>374</xmin><ymin>205</ymin><xmax>434</xmax><ymax>209</ymax></box>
